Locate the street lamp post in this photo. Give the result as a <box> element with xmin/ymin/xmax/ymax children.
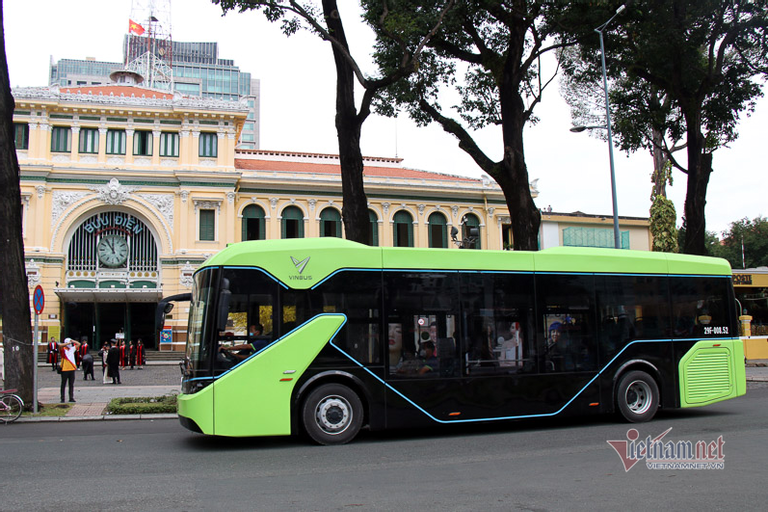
<box><xmin>574</xmin><ymin>4</ymin><xmax>626</xmax><ymax>249</ymax></box>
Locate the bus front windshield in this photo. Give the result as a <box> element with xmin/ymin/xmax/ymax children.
<box><xmin>183</xmin><ymin>268</ymin><xmax>218</xmax><ymax>394</ymax></box>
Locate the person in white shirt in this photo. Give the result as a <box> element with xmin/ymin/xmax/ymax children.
<box><xmin>58</xmin><ymin>337</ymin><xmax>81</xmax><ymax>403</ymax></box>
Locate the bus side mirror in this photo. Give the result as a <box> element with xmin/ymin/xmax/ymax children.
<box><xmin>156</xmin><ymin>302</ymin><xmax>169</xmax><ymax>328</ymax></box>
<box><xmin>155</xmin><ymin>293</ymin><xmax>191</xmax><ymax>332</ymax></box>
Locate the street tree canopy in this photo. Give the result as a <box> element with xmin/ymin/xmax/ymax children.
<box><xmin>711</xmin><ymin>216</ymin><xmax>768</xmax><ymax>269</ymax></box>
<box><xmin>557</xmin><ymin>0</ymin><xmax>768</xmax><ymax>255</ymax></box>
<box><xmin>213</xmin><ymin>0</ymin><xmax>455</xmax><ymax>244</ymax></box>
<box><xmin>367</xmin><ymin>0</ymin><xmax>571</xmax><ymax>250</ymax></box>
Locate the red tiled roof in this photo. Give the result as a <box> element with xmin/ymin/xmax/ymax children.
<box><xmin>235</xmin><ymin>157</ymin><xmax>479</xmax><ymax>183</ymax></box>
<box><xmin>59</xmin><ymin>85</ymin><xmax>174</xmax><ymax>100</ymax></box>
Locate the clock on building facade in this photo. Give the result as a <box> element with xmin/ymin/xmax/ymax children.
<box><xmin>97</xmin><ymin>234</ymin><xmax>129</xmax><ymax>267</ymax></box>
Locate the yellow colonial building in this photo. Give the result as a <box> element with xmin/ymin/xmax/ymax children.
<box><xmin>12</xmin><ymin>83</ymin><xmax>650</xmax><ymax>350</ymax></box>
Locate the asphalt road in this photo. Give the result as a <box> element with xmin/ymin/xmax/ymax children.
<box><xmin>2</xmin><ymin>383</ymin><xmax>767</xmax><ymax>511</ymax></box>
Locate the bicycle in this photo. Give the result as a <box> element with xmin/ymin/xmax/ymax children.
<box><xmin>0</xmin><ymin>388</ymin><xmax>24</xmax><ymax>423</ymax></box>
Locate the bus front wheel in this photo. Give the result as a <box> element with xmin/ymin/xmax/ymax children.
<box><xmin>302</xmin><ymin>383</ymin><xmax>363</xmax><ymax>445</ymax></box>
<box><xmin>616</xmin><ymin>371</ymin><xmax>659</xmax><ymax>423</ymax></box>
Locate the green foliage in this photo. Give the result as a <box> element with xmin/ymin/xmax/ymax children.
<box><xmin>367</xmin><ymin>1</ymin><xmax>566</xmax><ymax>249</ymax></box>
<box><xmin>649</xmin><ymin>195</ymin><xmax>678</xmax><ymax>253</ymax></box>
<box><xmin>715</xmin><ymin>217</ymin><xmax>768</xmax><ymax>269</ymax></box>
<box><xmin>557</xmin><ymin>0</ymin><xmax>768</xmax><ymax>254</ymax></box>
<box><xmin>106</xmin><ymin>395</ymin><xmax>178</xmax><ymax>415</ymax></box>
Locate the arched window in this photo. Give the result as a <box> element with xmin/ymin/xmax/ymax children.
<box><xmin>428</xmin><ymin>212</ymin><xmax>448</xmax><ymax>248</ymax></box>
<box><xmin>242</xmin><ymin>204</ymin><xmax>266</xmax><ymax>241</ymax></box>
<box><xmin>393</xmin><ymin>210</ymin><xmax>414</xmax><ymax>247</ymax></box>
<box><xmin>319</xmin><ymin>208</ymin><xmax>342</xmax><ymax>238</ymax></box>
<box><xmin>369</xmin><ymin>210</ymin><xmax>379</xmax><ymax>247</ymax></box>
<box><xmin>281</xmin><ymin>206</ymin><xmax>304</xmax><ymax>239</ymax></box>
<box><xmin>462</xmin><ymin>213</ymin><xmax>481</xmax><ymax>250</ymax></box>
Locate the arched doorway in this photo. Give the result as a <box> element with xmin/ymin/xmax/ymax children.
<box><xmin>57</xmin><ymin>210</ymin><xmax>162</xmax><ymax>348</ymax></box>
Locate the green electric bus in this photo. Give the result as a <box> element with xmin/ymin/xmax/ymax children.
<box><xmin>169</xmin><ymin>238</ymin><xmax>746</xmax><ymax>444</ymax></box>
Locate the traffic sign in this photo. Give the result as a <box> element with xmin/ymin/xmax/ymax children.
<box><xmin>33</xmin><ymin>285</ymin><xmax>45</xmax><ymax>315</ymax></box>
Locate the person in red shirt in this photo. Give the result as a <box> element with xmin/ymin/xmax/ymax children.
<box><xmin>136</xmin><ymin>339</ymin><xmax>146</xmax><ymax>369</ymax></box>
<box><xmin>128</xmin><ymin>340</ymin><xmax>136</xmax><ymax>369</ymax></box>
<box><xmin>47</xmin><ymin>337</ymin><xmax>59</xmax><ymax>371</ymax></box>
<box><xmin>119</xmin><ymin>340</ymin><xmax>128</xmax><ymax>369</ymax></box>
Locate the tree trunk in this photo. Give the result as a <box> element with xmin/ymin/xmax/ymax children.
<box><xmin>651</xmin><ymin>128</ymin><xmax>667</xmax><ymax>198</ymax></box>
<box><xmin>0</xmin><ymin>3</ymin><xmax>34</xmax><ymax>405</ymax></box>
<box><xmin>497</xmin><ymin>134</ymin><xmax>541</xmax><ymax>251</ymax></box>
<box><xmin>497</xmin><ymin>28</ymin><xmax>541</xmax><ymax>251</ymax></box>
<box><xmin>322</xmin><ymin>0</ymin><xmax>370</xmax><ymax>245</ymax></box>
<box><xmin>681</xmin><ymin>114</ymin><xmax>711</xmax><ymax>256</ymax></box>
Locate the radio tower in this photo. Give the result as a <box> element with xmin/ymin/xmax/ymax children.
<box><xmin>125</xmin><ymin>0</ymin><xmax>173</xmax><ymax>90</ymax></box>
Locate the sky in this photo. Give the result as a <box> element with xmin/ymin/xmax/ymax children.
<box><xmin>3</xmin><ymin>0</ymin><xmax>766</xmax><ymax>235</ymax></box>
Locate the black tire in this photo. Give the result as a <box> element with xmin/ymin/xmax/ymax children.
<box><xmin>0</xmin><ymin>394</ymin><xmax>23</xmax><ymax>423</ymax></box>
<box><xmin>616</xmin><ymin>370</ymin><xmax>659</xmax><ymax>423</ymax></box>
<box><xmin>301</xmin><ymin>383</ymin><xmax>363</xmax><ymax>445</ymax></box>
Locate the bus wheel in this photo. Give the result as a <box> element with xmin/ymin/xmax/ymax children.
<box><xmin>302</xmin><ymin>383</ymin><xmax>363</xmax><ymax>445</ymax></box>
<box><xmin>616</xmin><ymin>371</ymin><xmax>659</xmax><ymax>423</ymax></box>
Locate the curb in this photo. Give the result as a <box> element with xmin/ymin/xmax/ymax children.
<box><xmin>16</xmin><ymin>413</ymin><xmax>178</xmax><ymax>423</ymax></box>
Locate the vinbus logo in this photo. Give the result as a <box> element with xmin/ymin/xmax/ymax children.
<box><xmin>289</xmin><ymin>256</ymin><xmax>312</xmax><ymax>281</ymax></box>
<box><xmin>607</xmin><ymin>427</ymin><xmax>725</xmax><ymax>471</ymax></box>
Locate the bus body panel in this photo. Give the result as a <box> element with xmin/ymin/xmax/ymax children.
<box><xmin>381</xmin><ymin>247</ymin><xmax>536</xmax><ymax>272</ymax></box>
<box><xmin>181</xmin><ymin>314</ymin><xmax>346</xmax><ymax>437</ymax></box>
<box><xmin>678</xmin><ymin>338</ymin><xmax>747</xmax><ymax>408</ymax></box>
<box><xmin>177</xmin><ymin>239</ymin><xmax>744</xmax><ymax>440</ymax></box>
<box><xmin>178</xmin><ymin>385</ymin><xmax>215</xmax><ymax>435</ymax></box>
<box><xmin>202</xmin><ymin>238</ymin><xmax>382</xmax><ymax>290</ymax></box>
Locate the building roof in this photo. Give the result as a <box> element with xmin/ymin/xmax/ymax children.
<box><xmin>235</xmin><ymin>149</ymin><xmax>481</xmax><ymax>183</ymax></box>
<box><xmin>13</xmin><ymin>85</ymin><xmax>249</xmax><ymax>113</ymax></box>
<box><xmin>59</xmin><ymin>85</ymin><xmax>174</xmax><ymax>99</ymax></box>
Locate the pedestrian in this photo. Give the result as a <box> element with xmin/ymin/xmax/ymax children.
<box><xmin>58</xmin><ymin>337</ymin><xmax>81</xmax><ymax>403</ymax></box>
<box><xmin>81</xmin><ymin>352</ymin><xmax>94</xmax><ymax>381</ymax></box>
<box><xmin>128</xmin><ymin>340</ymin><xmax>136</xmax><ymax>369</ymax></box>
<box><xmin>106</xmin><ymin>340</ymin><xmax>121</xmax><ymax>384</ymax></box>
<box><xmin>47</xmin><ymin>337</ymin><xmax>59</xmax><ymax>371</ymax></box>
<box><xmin>119</xmin><ymin>340</ymin><xmax>128</xmax><ymax>370</ymax></box>
<box><xmin>98</xmin><ymin>342</ymin><xmax>109</xmax><ymax>384</ymax></box>
<box><xmin>77</xmin><ymin>337</ymin><xmax>88</xmax><ymax>369</ymax></box>
<box><xmin>136</xmin><ymin>339</ymin><xmax>146</xmax><ymax>369</ymax></box>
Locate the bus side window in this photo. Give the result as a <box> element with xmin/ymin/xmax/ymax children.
<box><xmin>538</xmin><ymin>274</ymin><xmax>597</xmax><ymax>373</ymax></box>
<box><xmin>459</xmin><ymin>272</ymin><xmax>535</xmax><ymax>376</ymax></box>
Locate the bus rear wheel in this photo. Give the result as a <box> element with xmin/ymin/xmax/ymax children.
<box><xmin>302</xmin><ymin>383</ymin><xmax>363</xmax><ymax>445</ymax></box>
<box><xmin>616</xmin><ymin>371</ymin><xmax>659</xmax><ymax>423</ymax></box>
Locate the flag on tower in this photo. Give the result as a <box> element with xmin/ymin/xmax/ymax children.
<box><xmin>129</xmin><ymin>19</ymin><xmax>145</xmax><ymax>35</ymax></box>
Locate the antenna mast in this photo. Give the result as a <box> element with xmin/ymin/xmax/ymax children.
<box><xmin>126</xmin><ymin>0</ymin><xmax>174</xmax><ymax>90</ymax></box>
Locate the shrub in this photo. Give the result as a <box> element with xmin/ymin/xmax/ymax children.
<box><xmin>107</xmin><ymin>394</ymin><xmax>178</xmax><ymax>415</ymax></box>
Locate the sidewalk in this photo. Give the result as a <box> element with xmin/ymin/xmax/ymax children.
<box><xmin>8</xmin><ymin>361</ymin><xmax>768</xmax><ymax>423</ymax></box>
<box><xmin>14</xmin><ymin>363</ymin><xmax>181</xmax><ymax>423</ymax></box>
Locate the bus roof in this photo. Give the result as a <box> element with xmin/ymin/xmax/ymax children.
<box><xmin>199</xmin><ymin>238</ymin><xmax>732</xmax><ymax>289</ymax></box>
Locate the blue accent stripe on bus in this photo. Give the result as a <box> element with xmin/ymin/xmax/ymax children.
<box><xmin>182</xmin><ymin>313</ymin><xmax>347</xmax><ymax>385</ymax></box>
<box><xmin>213</xmin><ymin>266</ymin><xmax>730</xmax><ymax>293</ymax></box>
<box><xmin>328</xmin><ymin>336</ymin><xmax>738</xmax><ymax>425</ymax></box>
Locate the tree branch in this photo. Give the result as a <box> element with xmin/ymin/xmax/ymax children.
<box><xmin>418</xmin><ymin>98</ymin><xmax>497</xmax><ymax>175</ymax></box>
